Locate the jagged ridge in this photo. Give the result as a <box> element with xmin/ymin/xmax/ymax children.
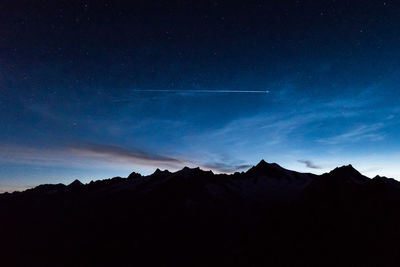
<box><xmin>1</xmin><ymin>160</ymin><xmax>400</xmax><ymax>267</ymax></box>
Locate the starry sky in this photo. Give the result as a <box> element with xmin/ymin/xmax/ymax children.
<box><xmin>1</xmin><ymin>0</ymin><xmax>400</xmax><ymax>192</ymax></box>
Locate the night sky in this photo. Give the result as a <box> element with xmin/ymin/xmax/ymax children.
<box><xmin>1</xmin><ymin>0</ymin><xmax>400</xmax><ymax>192</ymax></box>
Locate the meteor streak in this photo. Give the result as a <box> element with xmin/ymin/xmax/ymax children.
<box><xmin>131</xmin><ymin>89</ymin><xmax>270</xmax><ymax>93</ymax></box>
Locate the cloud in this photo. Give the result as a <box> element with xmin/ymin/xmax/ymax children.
<box><xmin>298</xmin><ymin>160</ymin><xmax>322</xmax><ymax>169</ymax></box>
<box><xmin>196</xmin><ymin>89</ymin><xmax>384</xmax><ymax>151</ymax></box>
<box><xmin>0</xmin><ymin>142</ymin><xmax>186</xmax><ymax>170</ymax></box>
<box><xmin>70</xmin><ymin>143</ymin><xmax>257</xmax><ymax>173</ymax></box>
<box><xmin>0</xmin><ymin>142</ymin><xmax>253</xmax><ymax>174</ymax></box>
<box><xmin>318</xmin><ymin>123</ymin><xmax>385</xmax><ymax>145</ymax></box>
<box><xmin>202</xmin><ymin>162</ymin><xmax>252</xmax><ymax>173</ymax></box>
<box><xmin>69</xmin><ymin>142</ymin><xmax>183</xmax><ymax>167</ymax></box>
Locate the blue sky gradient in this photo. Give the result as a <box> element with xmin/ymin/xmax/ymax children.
<box><xmin>1</xmin><ymin>1</ymin><xmax>400</xmax><ymax>192</ymax></box>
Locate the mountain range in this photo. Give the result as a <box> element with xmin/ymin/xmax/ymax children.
<box><xmin>1</xmin><ymin>160</ymin><xmax>400</xmax><ymax>266</ymax></box>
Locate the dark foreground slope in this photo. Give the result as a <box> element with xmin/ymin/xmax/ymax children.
<box><xmin>1</xmin><ymin>160</ymin><xmax>400</xmax><ymax>266</ymax></box>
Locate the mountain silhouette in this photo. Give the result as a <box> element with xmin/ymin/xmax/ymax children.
<box><xmin>0</xmin><ymin>161</ymin><xmax>400</xmax><ymax>266</ymax></box>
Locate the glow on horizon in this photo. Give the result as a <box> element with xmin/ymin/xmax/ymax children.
<box><xmin>1</xmin><ymin>142</ymin><xmax>400</xmax><ymax>194</ymax></box>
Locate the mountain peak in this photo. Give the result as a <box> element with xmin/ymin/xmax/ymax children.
<box><xmin>329</xmin><ymin>164</ymin><xmax>360</xmax><ymax>176</ymax></box>
<box><xmin>127</xmin><ymin>171</ymin><xmax>141</xmax><ymax>179</ymax></box>
<box><xmin>68</xmin><ymin>179</ymin><xmax>84</xmax><ymax>190</ymax></box>
<box><xmin>259</xmin><ymin>159</ymin><xmax>284</xmax><ymax>167</ymax></box>
<box><xmin>258</xmin><ymin>159</ymin><xmax>267</xmax><ymax>165</ymax></box>
<box><xmin>253</xmin><ymin>160</ymin><xmax>283</xmax><ymax>170</ymax></box>
<box><xmin>152</xmin><ymin>168</ymin><xmax>171</xmax><ymax>176</ymax></box>
<box><xmin>247</xmin><ymin>160</ymin><xmax>288</xmax><ymax>177</ymax></box>
<box><xmin>176</xmin><ymin>166</ymin><xmax>212</xmax><ymax>176</ymax></box>
<box><xmin>327</xmin><ymin>164</ymin><xmax>367</xmax><ymax>183</ymax></box>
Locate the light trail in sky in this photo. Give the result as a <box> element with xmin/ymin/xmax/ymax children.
<box><xmin>131</xmin><ymin>89</ymin><xmax>270</xmax><ymax>93</ymax></box>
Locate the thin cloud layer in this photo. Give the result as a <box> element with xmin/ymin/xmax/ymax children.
<box><xmin>202</xmin><ymin>162</ymin><xmax>252</xmax><ymax>173</ymax></box>
<box><xmin>298</xmin><ymin>160</ymin><xmax>322</xmax><ymax>169</ymax></box>
<box><xmin>0</xmin><ymin>143</ymin><xmax>185</xmax><ymax>170</ymax></box>
<box><xmin>0</xmin><ymin>143</ymin><xmax>254</xmax><ymax>174</ymax></box>
<box><xmin>69</xmin><ymin>142</ymin><xmax>183</xmax><ymax>166</ymax></box>
<box><xmin>318</xmin><ymin>123</ymin><xmax>385</xmax><ymax>145</ymax></box>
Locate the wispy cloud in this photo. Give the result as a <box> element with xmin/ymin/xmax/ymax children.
<box><xmin>202</xmin><ymin>162</ymin><xmax>252</xmax><ymax>173</ymax></box>
<box><xmin>0</xmin><ymin>142</ymin><xmax>254</xmax><ymax>174</ymax></box>
<box><xmin>0</xmin><ymin>143</ymin><xmax>186</xmax><ymax>170</ymax></box>
<box><xmin>298</xmin><ymin>160</ymin><xmax>322</xmax><ymax>169</ymax></box>
<box><xmin>197</xmin><ymin>89</ymin><xmax>385</xmax><ymax>150</ymax></box>
<box><xmin>69</xmin><ymin>142</ymin><xmax>183</xmax><ymax>167</ymax></box>
<box><xmin>318</xmin><ymin>123</ymin><xmax>385</xmax><ymax>145</ymax></box>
